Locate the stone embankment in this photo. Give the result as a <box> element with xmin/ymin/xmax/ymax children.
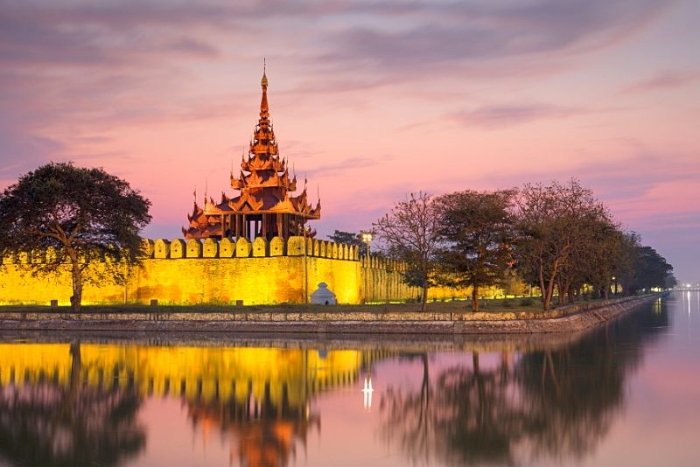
<box><xmin>0</xmin><ymin>294</ymin><xmax>659</xmax><ymax>335</ymax></box>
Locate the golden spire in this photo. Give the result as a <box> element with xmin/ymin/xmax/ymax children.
<box><xmin>261</xmin><ymin>58</ymin><xmax>268</xmax><ymax>87</ymax></box>
<box><xmin>260</xmin><ymin>59</ymin><xmax>269</xmax><ymax>120</ymax></box>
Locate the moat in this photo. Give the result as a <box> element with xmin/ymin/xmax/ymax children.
<box><xmin>0</xmin><ymin>291</ymin><xmax>698</xmax><ymax>467</ymax></box>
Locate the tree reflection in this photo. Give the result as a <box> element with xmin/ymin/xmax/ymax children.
<box><xmin>518</xmin><ymin>301</ymin><xmax>668</xmax><ymax>462</ymax></box>
<box><xmin>380</xmin><ymin>353</ymin><xmax>433</xmax><ymax>464</ymax></box>
<box><xmin>0</xmin><ymin>342</ymin><xmax>145</xmax><ymax>467</ymax></box>
<box><xmin>380</xmin><ymin>303</ymin><xmax>669</xmax><ymax>466</ymax></box>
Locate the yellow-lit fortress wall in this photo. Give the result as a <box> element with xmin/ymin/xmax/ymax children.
<box><xmin>0</xmin><ymin>236</ymin><xmax>501</xmax><ymax>306</ymax></box>
<box><xmin>0</xmin><ymin>237</ymin><xmax>365</xmax><ymax>306</ymax></box>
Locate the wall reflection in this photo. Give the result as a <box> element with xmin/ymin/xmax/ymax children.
<box><xmin>0</xmin><ymin>341</ymin><xmax>146</xmax><ymax>467</ymax></box>
<box><xmin>0</xmin><ymin>342</ymin><xmax>375</xmax><ymax>467</ymax></box>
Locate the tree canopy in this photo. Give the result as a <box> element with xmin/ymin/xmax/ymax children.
<box><xmin>374</xmin><ymin>179</ymin><xmax>674</xmax><ymax>312</ymax></box>
<box><xmin>327</xmin><ymin>230</ymin><xmax>368</xmax><ymax>257</ymax></box>
<box><xmin>373</xmin><ymin>192</ymin><xmax>440</xmax><ymax>310</ymax></box>
<box><xmin>0</xmin><ymin>162</ymin><xmax>152</xmax><ymax>311</ymax></box>
<box><xmin>512</xmin><ymin>180</ymin><xmax>613</xmax><ymax>310</ymax></box>
<box><xmin>434</xmin><ymin>189</ymin><xmax>516</xmax><ymax>312</ymax></box>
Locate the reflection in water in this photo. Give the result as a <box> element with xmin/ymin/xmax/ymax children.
<box><xmin>0</xmin><ymin>341</ymin><xmax>145</xmax><ymax>467</ymax></box>
<box><xmin>379</xmin><ymin>300</ymin><xmax>669</xmax><ymax>466</ymax></box>
<box><xmin>363</xmin><ymin>375</ymin><xmax>374</xmax><ymax>410</ymax></box>
<box><xmin>0</xmin><ymin>343</ymin><xmax>369</xmax><ymax>467</ymax></box>
<box><xmin>0</xmin><ymin>297</ymin><xmax>678</xmax><ymax>467</ymax></box>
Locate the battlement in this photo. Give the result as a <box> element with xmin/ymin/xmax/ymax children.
<box><xmin>142</xmin><ymin>236</ymin><xmax>360</xmax><ymax>261</ymax></box>
<box><xmin>0</xmin><ymin>238</ymin><xmax>406</xmax><ymax>274</ymax></box>
<box><xmin>0</xmin><ymin>237</ymin><xmax>443</xmax><ymax>307</ymax></box>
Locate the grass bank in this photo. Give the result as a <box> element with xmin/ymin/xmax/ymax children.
<box><xmin>0</xmin><ymin>296</ymin><xmax>553</xmax><ymax>315</ymax></box>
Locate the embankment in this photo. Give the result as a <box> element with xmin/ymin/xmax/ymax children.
<box><xmin>0</xmin><ymin>294</ymin><xmax>660</xmax><ymax>335</ymax></box>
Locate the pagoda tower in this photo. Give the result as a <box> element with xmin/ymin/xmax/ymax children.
<box><xmin>183</xmin><ymin>68</ymin><xmax>321</xmax><ymax>241</ymax></box>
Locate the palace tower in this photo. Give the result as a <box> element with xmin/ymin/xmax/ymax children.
<box><xmin>183</xmin><ymin>68</ymin><xmax>321</xmax><ymax>241</ymax></box>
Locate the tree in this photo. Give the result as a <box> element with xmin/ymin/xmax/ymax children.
<box><xmin>614</xmin><ymin>231</ymin><xmax>642</xmax><ymax>296</ymax></box>
<box><xmin>373</xmin><ymin>192</ymin><xmax>440</xmax><ymax>310</ymax></box>
<box><xmin>627</xmin><ymin>245</ymin><xmax>674</xmax><ymax>294</ymax></box>
<box><xmin>555</xmin><ymin>210</ymin><xmax>620</xmax><ymax>303</ymax></box>
<box><xmin>513</xmin><ymin>180</ymin><xmax>608</xmax><ymax>311</ymax></box>
<box><xmin>434</xmin><ymin>189</ymin><xmax>516</xmax><ymax>312</ymax></box>
<box><xmin>327</xmin><ymin>230</ymin><xmax>368</xmax><ymax>257</ymax></box>
<box><xmin>0</xmin><ymin>162</ymin><xmax>152</xmax><ymax>311</ymax></box>
<box><xmin>582</xmin><ymin>224</ymin><xmax>626</xmax><ymax>300</ymax></box>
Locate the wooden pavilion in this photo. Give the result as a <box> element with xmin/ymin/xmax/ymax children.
<box><xmin>183</xmin><ymin>68</ymin><xmax>321</xmax><ymax>241</ymax></box>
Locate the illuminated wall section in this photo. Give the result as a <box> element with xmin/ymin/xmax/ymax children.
<box><xmin>0</xmin><ymin>236</ymin><xmax>482</xmax><ymax>306</ymax></box>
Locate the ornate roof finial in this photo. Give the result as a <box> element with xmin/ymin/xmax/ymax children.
<box><xmin>261</xmin><ymin>58</ymin><xmax>268</xmax><ymax>88</ymax></box>
<box><xmin>259</xmin><ymin>59</ymin><xmax>270</xmax><ymax>120</ymax></box>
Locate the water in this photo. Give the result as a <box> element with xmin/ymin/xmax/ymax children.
<box><xmin>1</xmin><ymin>292</ymin><xmax>699</xmax><ymax>467</ymax></box>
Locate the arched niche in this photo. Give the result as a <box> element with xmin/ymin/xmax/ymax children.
<box><xmin>270</xmin><ymin>237</ymin><xmax>285</xmax><ymax>256</ymax></box>
<box><xmin>220</xmin><ymin>238</ymin><xmax>235</xmax><ymax>258</ymax></box>
<box><xmin>236</xmin><ymin>237</ymin><xmax>251</xmax><ymax>258</ymax></box>
<box><xmin>170</xmin><ymin>239</ymin><xmax>185</xmax><ymax>259</ymax></box>
<box><xmin>186</xmin><ymin>239</ymin><xmax>202</xmax><ymax>258</ymax></box>
<box><xmin>203</xmin><ymin>238</ymin><xmax>219</xmax><ymax>258</ymax></box>
<box><xmin>252</xmin><ymin>237</ymin><xmax>268</xmax><ymax>257</ymax></box>
<box><xmin>287</xmin><ymin>236</ymin><xmax>305</xmax><ymax>256</ymax></box>
<box><xmin>154</xmin><ymin>239</ymin><xmax>170</xmax><ymax>259</ymax></box>
<box><xmin>331</xmin><ymin>243</ymin><xmax>339</xmax><ymax>259</ymax></box>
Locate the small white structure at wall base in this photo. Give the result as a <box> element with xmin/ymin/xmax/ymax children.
<box><xmin>310</xmin><ymin>282</ymin><xmax>337</xmax><ymax>305</ymax></box>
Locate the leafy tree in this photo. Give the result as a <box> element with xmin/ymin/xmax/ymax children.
<box><xmin>327</xmin><ymin>230</ymin><xmax>368</xmax><ymax>256</ymax></box>
<box><xmin>434</xmin><ymin>189</ymin><xmax>516</xmax><ymax>312</ymax></box>
<box><xmin>0</xmin><ymin>162</ymin><xmax>152</xmax><ymax>311</ymax></box>
<box><xmin>555</xmin><ymin>209</ymin><xmax>619</xmax><ymax>303</ymax></box>
<box><xmin>373</xmin><ymin>192</ymin><xmax>440</xmax><ymax>310</ymax></box>
<box><xmin>513</xmin><ymin>180</ymin><xmax>608</xmax><ymax>310</ymax></box>
<box><xmin>614</xmin><ymin>231</ymin><xmax>643</xmax><ymax>296</ymax></box>
<box><xmin>628</xmin><ymin>245</ymin><xmax>674</xmax><ymax>293</ymax></box>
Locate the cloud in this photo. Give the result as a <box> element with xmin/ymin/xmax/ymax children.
<box><xmin>0</xmin><ymin>1</ymin><xmax>233</xmax><ymax>70</ymax></box>
<box><xmin>313</xmin><ymin>0</ymin><xmax>670</xmax><ymax>77</ymax></box>
<box><xmin>305</xmin><ymin>155</ymin><xmax>381</xmax><ymax>177</ymax></box>
<box><xmin>449</xmin><ymin>103</ymin><xmax>588</xmax><ymax>129</ymax></box>
<box><xmin>620</xmin><ymin>70</ymin><xmax>700</xmax><ymax>94</ymax></box>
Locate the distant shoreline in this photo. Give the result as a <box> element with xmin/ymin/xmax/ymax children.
<box><xmin>0</xmin><ymin>294</ymin><xmax>659</xmax><ymax>335</ymax></box>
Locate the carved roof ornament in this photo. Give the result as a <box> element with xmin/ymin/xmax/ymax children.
<box><xmin>183</xmin><ymin>64</ymin><xmax>321</xmax><ymax>240</ymax></box>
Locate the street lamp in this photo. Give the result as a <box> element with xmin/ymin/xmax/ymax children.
<box><xmin>361</xmin><ymin>232</ymin><xmax>373</xmax><ymax>304</ymax></box>
<box><xmin>612</xmin><ymin>276</ymin><xmax>618</xmax><ymax>296</ymax></box>
<box><xmin>361</xmin><ymin>231</ymin><xmax>373</xmax><ymax>258</ymax></box>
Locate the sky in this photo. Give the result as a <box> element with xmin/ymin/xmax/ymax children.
<box><xmin>0</xmin><ymin>0</ymin><xmax>698</xmax><ymax>282</ymax></box>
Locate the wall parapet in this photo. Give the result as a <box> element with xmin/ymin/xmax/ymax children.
<box><xmin>141</xmin><ymin>236</ymin><xmax>360</xmax><ymax>261</ymax></box>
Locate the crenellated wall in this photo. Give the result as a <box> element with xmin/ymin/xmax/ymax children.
<box><xmin>0</xmin><ymin>237</ymin><xmax>424</xmax><ymax>306</ymax></box>
<box><xmin>0</xmin><ymin>236</ymin><xmax>486</xmax><ymax>306</ymax></box>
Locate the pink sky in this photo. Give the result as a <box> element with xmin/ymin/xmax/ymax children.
<box><xmin>1</xmin><ymin>0</ymin><xmax>698</xmax><ymax>282</ymax></box>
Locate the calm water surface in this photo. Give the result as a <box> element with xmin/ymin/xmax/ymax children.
<box><xmin>1</xmin><ymin>292</ymin><xmax>699</xmax><ymax>467</ymax></box>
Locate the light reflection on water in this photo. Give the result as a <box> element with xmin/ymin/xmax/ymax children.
<box><xmin>0</xmin><ymin>292</ymin><xmax>699</xmax><ymax>467</ymax></box>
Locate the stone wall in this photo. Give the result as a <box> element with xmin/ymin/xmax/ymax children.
<box><xmin>0</xmin><ymin>236</ymin><xmax>488</xmax><ymax>306</ymax></box>
<box><xmin>0</xmin><ymin>295</ymin><xmax>659</xmax><ymax>335</ymax></box>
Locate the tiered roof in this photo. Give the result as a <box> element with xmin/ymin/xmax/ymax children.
<box><xmin>183</xmin><ymin>68</ymin><xmax>321</xmax><ymax>240</ymax></box>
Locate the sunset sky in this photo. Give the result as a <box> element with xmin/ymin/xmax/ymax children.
<box><xmin>1</xmin><ymin>0</ymin><xmax>698</xmax><ymax>282</ymax></box>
